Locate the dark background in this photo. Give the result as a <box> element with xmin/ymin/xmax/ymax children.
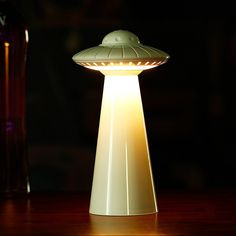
<box><xmin>8</xmin><ymin>0</ymin><xmax>236</xmax><ymax>192</ymax></box>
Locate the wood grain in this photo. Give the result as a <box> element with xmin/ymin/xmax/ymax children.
<box><xmin>0</xmin><ymin>191</ymin><xmax>236</xmax><ymax>235</ymax></box>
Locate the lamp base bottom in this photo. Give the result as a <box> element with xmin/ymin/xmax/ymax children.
<box><xmin>89</xmin><ymin>208</ymin><xmax>158</xmax><ymax>216</ymax></box>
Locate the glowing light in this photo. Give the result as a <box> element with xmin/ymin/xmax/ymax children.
<box><xmin>74</xmin><ymin>59</ymin><xmax>167</xmax><ymax>68</ymax></box>
<box><xmin>4</xmin><ymin>42</ymin><xmax>9</xmax><ymax>119</ymax></box>
<box><xmin>25</xmin><ymin>29</ymin><xmax>29</xmax><ymax>43</ymax></box>
<box><xmin>90</xmin><ymin>73</ymin><xmax>157</xmax><ymax>215</ymax></box>
<box><xmin>125</xmin><ymin>143</ymin><xmax>130</xmax><ymax>215</ymax></box>
<box><xmin>72</xmin><ymin>29</ymin><xmax>169</xmax><ymax>216</ymax></box>
<box><xmin>85</xmin><ymin>65</ymin><xmax>157</xmax><ymax>72</ymax></box>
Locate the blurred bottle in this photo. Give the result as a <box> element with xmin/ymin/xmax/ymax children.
<box><xmin>0</xmin><ymin>0</ymin><xmax>29</xmax><ymax>197</ymax></box>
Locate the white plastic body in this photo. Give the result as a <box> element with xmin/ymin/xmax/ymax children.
<box><xmin>89</xmin><ymin>73</ymin><xmax>157</xmax><ymax>216</ymax></box>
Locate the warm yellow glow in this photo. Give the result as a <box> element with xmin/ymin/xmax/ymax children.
<box><xmin>89</xmin><ymin>214</ymin><xmax>160</xmax><ymax>235</ymax></box>
<box><xmin>90</xmin><ymin>74</ymin><xmax>157</xmax><ymax>215</ymax></box>
<box><xmin>74</xmin><ymin>59</ymin><xmax>168</xmax><ymax>69</ymax></box>
<box><xmin>4</xmin><ymin>42</ymin><xmax>10</xmax><ymax>119</ymax></box>
<box><xmin>85</xmin><ymin>65</ymin><xmax>157</xmax><ymax>72</ymax></box>
<box><xmin>103</xmin><ymin>75</ymin><xmax>140</xmax><ymax>97</ymax></box>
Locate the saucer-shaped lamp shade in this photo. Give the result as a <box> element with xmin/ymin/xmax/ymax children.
<box><xmin>72</xmin><ymin>30</ymin><xmax>169</xmax><ymax>72</ymax></box>
<box><xmin>73</xmin><ymin>30</ymin><xmax>169</xmax><ymax>216</ymax></box>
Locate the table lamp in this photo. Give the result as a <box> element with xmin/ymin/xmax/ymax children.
<box><xmin>73</xmin><ymin>30</ymin><xmax>169</xmax><ymax>216</ymax></box>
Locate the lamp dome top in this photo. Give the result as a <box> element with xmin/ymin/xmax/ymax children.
<box><xmin>101</xmin><ymin>30</ymin><xmax>140</xmax><ymax>46</ymax></box>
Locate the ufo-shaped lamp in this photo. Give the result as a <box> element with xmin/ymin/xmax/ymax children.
<box><xmin>73</xmin><ymin>30</ymin><xmax>169</xmax><ymax>216</ymax></box>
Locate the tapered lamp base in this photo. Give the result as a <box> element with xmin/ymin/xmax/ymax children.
<box><xmin>89</xmin><ymin>74</ymin><xmax>157</xmax><ymax>216</ymax></box>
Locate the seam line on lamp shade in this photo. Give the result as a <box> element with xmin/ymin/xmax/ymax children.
<box><xmin>107</xmin><ymin>47</ymin><xmax>113</xmax><ymax>59</ymax></box>
<box><xmin>130</xmin><ymin>46</ymin><xmax>139</xmax><ymax>58</ymax></box>
<box><xmin>145</xmin><ymin>45</ymin><xmax>162</xmax><ymax>55</ymax></box>
<box><xmin>125</xmin><ymin>143</ymin><xmax>130</xmax><ymax>215</ymax></box>
<box><xmin>106</xmin><ymin>88</ymin><xmax>114</xmax><ymax>215</ymax></box>
<box><xmin>121</xmin><ymin>45</ymin><xmax>125</xmax><ymax>59</ymax></box>
<box><xmin>137</xmin><ymin>45</ymin><xmax>152</xmax><ymax>57</ymax></box>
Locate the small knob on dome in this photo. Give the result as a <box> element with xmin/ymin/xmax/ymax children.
<box><xmin>101</xmin><ymin>30</ymin><xmax>140</xmax><ymax>46</ymax></box>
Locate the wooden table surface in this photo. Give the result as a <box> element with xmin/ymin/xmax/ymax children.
<box><xmin>0</xmin><ymin>190</ymin><xmax>236</xmax><ymax>235</ymax></box>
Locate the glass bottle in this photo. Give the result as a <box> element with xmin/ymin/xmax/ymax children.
<box><xmin>0</xmin><ymin>0</ymin><xmax>29</xmax><ymax>197</ymax></box>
